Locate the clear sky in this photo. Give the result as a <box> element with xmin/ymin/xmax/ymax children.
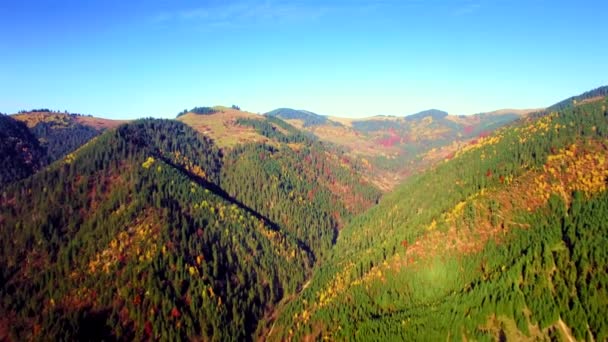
<box><xmin>1</xmin><ymin>0</ymin><xmax>607</xmax><ymax>119</ymax></box>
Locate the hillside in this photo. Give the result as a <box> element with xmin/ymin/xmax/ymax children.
<box><xmin>266</xmin><ymin>108</ymin><xmax>339</xmax><ymax>127</ymax></box>
<box><xmin>0</xmin><ymin>114</ymin><xmax>45</xmax><ymax>185</ymax></box>
<box><xmin>0</xmin><ymin>120</ymin><xmax>311</xmax><ymax>340</ymax></box>
<box><xmin>268</xmin><ymin>90</ymin><xmax>608</xmax><ymax>341</ymax></box>
<box><xmin>0</xmin><ymin>114</ymin><xmax>381</xmax><ymax>340</ymax></box>
<box><xmin>179</xmin><ymin>109</ymin><xmax>382</xmax><ymax>259</ymax></box>
<box><xmin>176</xmin><ymin>106</ymin><xmax>269</xmax><ymax>148</ymax></box>
<box><xmin>273</xmin><ymin>108</ymin><xmax>531</xmax><ymax>190</ymax></box>
<box><xmin>547</xmin><ymin>85</ymin><xmax>608</xmax><ymax>111</ymax></box>
<box><xmin>2</xmin><ymin>89</ymin><xmax>606</xmax><ymax>341</ymax></box>
<box><xmin>11</xmin><ymin>110</ymin><xmax>126</xmax><ymax>163</ymax></box>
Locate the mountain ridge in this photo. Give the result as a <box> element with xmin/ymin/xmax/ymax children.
<box><xmin>266</xmin><ymin>88</ymin><xmax>608</xmax><ymax>341</ymax></box>
<box><xmin>1</xmin><ymin>86</ymin><xmax>607</xmax><ymax>341</ymax></box>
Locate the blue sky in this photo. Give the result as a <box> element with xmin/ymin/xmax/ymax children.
<box><xmin>0</xmin><ymin>0</ymin><xmax>607</xmax><ymax>119</ymax></box>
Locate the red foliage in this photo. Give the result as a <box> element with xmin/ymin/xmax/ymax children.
<box><xmin>133</xmin><ymin>294</ymin><xmax>142</xmax><ymax>306</ymax></box>
<box><xmin>307</xmin><ymin>189</ymin><xmax>316</xmax><ymax>201</ymax></box>
<box><xmin>463</xmin><ymin>125</ymin><xmax>475</xmax><ymax>135</ymax></box>
<box><xmin>486</xmin><ymin>169</ymin><xmax>493</xmax><ymax>178</ymax></box>
<box><xmin>499</xmin><ymin>175</ymin><xmax>505</xmax><ymax>183</ymax></box>
<box><xmin>377</xmin><ymin>134</ymin><xmax>400</xmax><ymax>148</ymax></box>
<box><xmin>376</xmin><ymin>129</ymin><xmax>401</xmax><ymax>148</ymax></box>
<box><xmin>171</xmin><ymin>307</ymin><xmax>181</xmax><ymax>319</ymax></box>
<box><xmin>144</xmin><ymin>321</ymin><xmax>153</xmax><ymax>337</ymax></box>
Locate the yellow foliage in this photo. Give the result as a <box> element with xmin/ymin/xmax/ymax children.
<box><xmin>64</xmin><ymin>153</ymin><xmax>75</xmax><ymax>165</ymax></box>
<box><xmin>88</xmin><ymin>213</ymin><xmax>160</xmax><ymax>275</ymax></box>
<box><xmin>142</xmin><ymin>156</ymin><xmax>155</xmax><ymax>169</ymax></box>
<box><xmin>532</xmin><ymin>142</ymin><xmax>608</xmax><ymax>205</ymax></box>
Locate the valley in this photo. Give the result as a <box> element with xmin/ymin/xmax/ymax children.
<box><xmin>0</xmin><ymin>87</ymin><xmax>607</xmax><ymax>341</ymax></box>
<box><xmin>2</xmin><ymin>1</ymin><xmax>607</xmax><ymax>340</ymax></box>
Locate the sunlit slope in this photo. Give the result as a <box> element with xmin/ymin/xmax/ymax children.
<box><xmin>269</xmin><ymin>107</ymin><xmax>531</xmax><ymax>190</ymax></box>
<box><xmin>13</xmin><ymin>111</ymin><xmax>125</xmax><ymax>130</ymax></box>
<box><xmin>176</xmin><ymin>106</ymin><xmax>269</xmax><ymax>147</ymax></box>
<box><xmin>178</xmin><ymin>108</ymin><xmax>382</xmax><ymax>260</ymax></box>
<box><xmin>223</xmin><ymin>115</ymin><xmax>382</xmax><ymax>261</ymax></box>
<box><xmin>269</xmin><ymin>92</ymin><xmax>608</xmax><ymax>341</ymax></box>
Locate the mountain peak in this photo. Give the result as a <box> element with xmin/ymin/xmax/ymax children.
<box><xmin>266</xmin><ymin>108</ymin><xmax>332</xmax><ymax>127</ymax></box>
<box><xmin>405</xmin><ymin>109</ymin><xmax>448</xmax><ymax>120</ymax></box>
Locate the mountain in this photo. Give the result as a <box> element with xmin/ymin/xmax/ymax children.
<box><xmin>278</xmin><ymin>108</ymin><xmax>531</xmax><ymax>190</ymax></box>
<box><xmin>547</xmin><ymin>85</ymin><xmax>608</xmax><ymax>112</ymax></box>
<box><xmin>404</xmin><ymin>108</ymin><xmax>448</xmax><ymax>121</ymax></box>
<box><xmin>267</xmin><ymin>89</ymin><xmax>608</xmax><ymax>341</ymax></box>
<box><xmin>0</xmin><ymin>114</ymin><xmax>381</xmax><ymax>340</ymax></box>
<box><xmin>11</xmin><ymin>110</ymin><xmax>126</xmax><ymax>163</ymax></box>
<box><xmin>0</xmin><ymin>114</ymin><xmax>45</xmax><ymax>185</ymax></box>
<box><xmin>266</xmin><ymin>108</ymin><xmax>338</xmax><ymax>127</ymax></box>
<box><xmin>176</xmin><ymin>106</ymin><xmax>270</xmax><ymax>147</ymax></box>
<box><xmin>2</xmin><ymin>88</ymin><xmax>607</xmax><ymax>341</ymax></box>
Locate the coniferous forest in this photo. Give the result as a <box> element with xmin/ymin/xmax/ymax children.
<box><xmin>0</xmin><ymin>87</ymin><xmax>607</xmax><ymax>341</ymax></box>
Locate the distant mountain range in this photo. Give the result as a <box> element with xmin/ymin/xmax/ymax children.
<box><xmin>267</xmin><ymin>86</ymin><xmax>608</xmax><ymax>342</ymax></box>
<box><xmin>265</xmin><ymin>106</ymin><xmax>532</xmax><ymax>190</ymax></box>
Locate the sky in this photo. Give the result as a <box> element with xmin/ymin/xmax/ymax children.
<box><xmin>0</xmin><ymin>0</ymin><xmax>607</xmax><ymax>119</ymax></box>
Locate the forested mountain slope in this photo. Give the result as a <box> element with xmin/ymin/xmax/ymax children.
<box><xmin>176</xmin><ymin>106</ymin><xmax>270</xmax><ymax>147</ymax></box>
<box><xmin>266</xmin><ymin>108</ymin><xmax>338</xmax><ymax>127</ymax></box>
<box><xmin>0</xmin><ymin>115</ymin><xmax>381</xmax><ymax>340</ymax></box>
<box><xmin>226</xmin><ymin>115</ymin><xmax>381</xmax><ymax>261</ymax></box>
<box><xmin>180</xmin><ymin>108</ymin><xmax>382</xmax><ymax>261</ymax></box>
<box><xmin>12</xmin><ymin>110</ymin><xmax>125</xmax><ymax>163</ymax></box>
<box><xmin>0</xmin><ymin>120</ymin><xmax>312</xmax><ymax>341</ymax></box>
<box><xmin>0</xmin><ymin>110</ymin><xmax>126</xmax><ymax>187</ymax></box>
<box><xmin>269</xmin><ymin>89</ymin><xmax>608</xmax><ymax>341</ymax></box>
<box><xmin>270</xmin><ymin>107</ymin><xmax>531</xmax><ymax>190</ymax></box>
<box><xmin>0</xmin><ymin>114</ymin><xmax>45</xmax><ymax>186</ymax></box>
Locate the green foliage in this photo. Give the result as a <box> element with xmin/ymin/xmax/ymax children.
<box><xmin>272</xmin><ymin>96</ymin><xmax>608</xmax><ymax>340</ymax></box>
<box><xmin>0</xmin><ymin>119</ymin><xmax>311</xmax><ymax>341</ymax></box>
<box><xmin>405</xmin><ymin>109</ymin><xmax>448</xmax><ymax>120</ymax></box>
<box><xmin>0</xmin><ymin>114</ymin><xmax>45</xmax><ymax>185</ymax></box>
<box><xmin>177</xmin><ymin>106</ymin><xmax>218</xmax><ymax>117</ymax></box>
<box><xmin>547</xmin><ymin>85</ymin><xmax>608</xmax><ymax>111</ymax></box>
<box><xmin>0</xmin><ymin>112</ymin><xmax>112</xmax><ymax>186</ymax></box>
<box><xmin>222</xmin><ymin>142</ymin><xmax>380</xmax><ymax>262</ymax></box>
<box><xmin>236</xmin><ymin>116</ymin><xmax>313</xmax><ymax>144</ymax></box>
<box><xmin>266</xmin><ymin>108</ymin><xmax>337</xmax><ymax>127</ymax></box>
<box><xmin>0</xmin><ymin>117</ymin><xmax>380</xmax><ymax>340</ymax></box>
<box><xmin>30</xmin><ymin>117</ymin><xmax>100</xmax><ymax>162</ymax></box>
